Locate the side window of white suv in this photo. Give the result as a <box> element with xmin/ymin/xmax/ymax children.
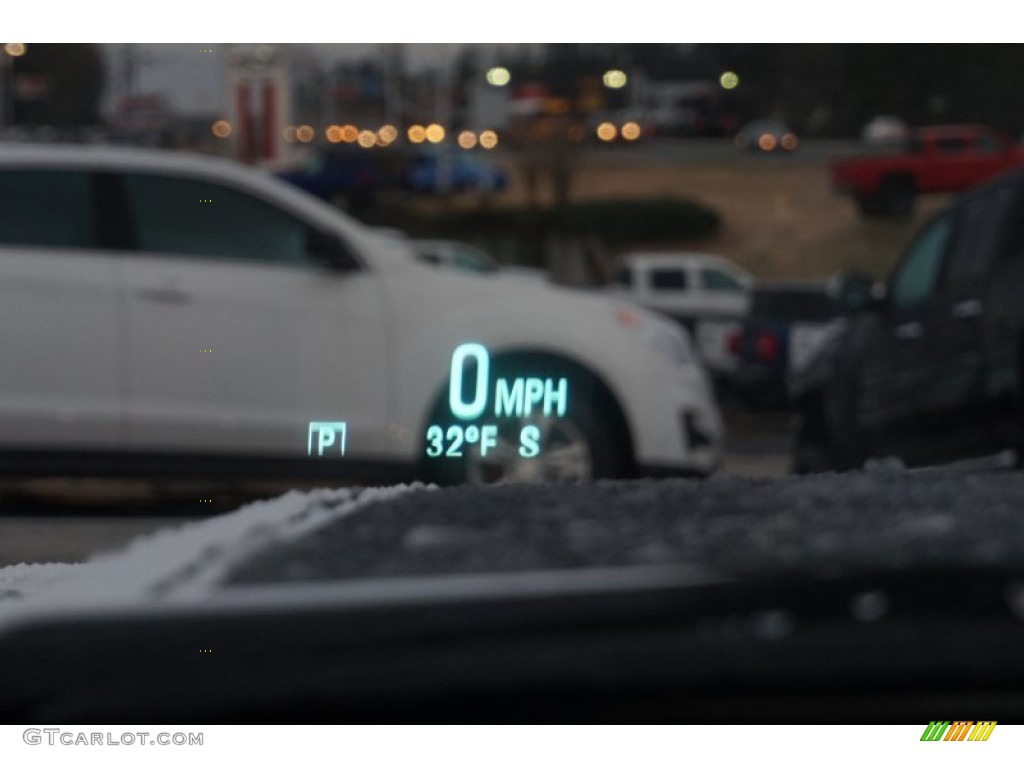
<box><xmin>121</xmin><ymin>173</ymin><xmax>311</xmax><ymax>266</ymax></box>
<box><xmin>0</xmin><ymin>170</ymin><xmax>95</xmax><ymax>249</ymax></box>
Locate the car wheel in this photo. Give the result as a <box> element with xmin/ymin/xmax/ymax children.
<box><xmin>422</xmin><ymin>358</ymin><xmax>628</xmax><ymax>486</ymax></box>
<box><xmin>875</xmin><ymin>177</ymin><xmax>915</xmax><ymax>217</ymax></box>
<box><xmin>461</xmin><ymin>413</ymin><xmax>607</xmax><ymax>484</ymax></box>
<box><xmin>856</xmin><ymin>194</ymin><xmax>882</xmax><ymax>217</ymax></box>
<box><xmin>792</xmin><ymin>386</ymin><xmax>865</xmax><ymax>474</ymax></box>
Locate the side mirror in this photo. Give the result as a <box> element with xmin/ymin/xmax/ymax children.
<box><xmin>307</xmin><ymin>228</ymin><xmax>360</xmax><ymax>271</ymax></box>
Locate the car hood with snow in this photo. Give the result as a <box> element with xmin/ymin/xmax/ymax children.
<box><xmin>5</xmin><ymin>472</ymin><xmax>1024</xmax><ymax>722</ymax></box>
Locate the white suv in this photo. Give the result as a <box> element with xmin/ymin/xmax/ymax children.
<box><xmin>0</xmin><ymin>144</ymin><xmax>723</xmax><ymax>484</ymax></box>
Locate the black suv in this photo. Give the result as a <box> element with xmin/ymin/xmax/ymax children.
<box><xmin>792</xmin><ymin>170</ymin><xmax>1024</xmax><ymax>472</ymax></box>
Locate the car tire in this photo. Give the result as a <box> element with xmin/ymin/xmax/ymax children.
<box><xmin>422</xmin><ymin>357</ymin><xmax>628</xmax><ymax>486</ymax></box>
<box><xmin>875</xmin><ymin>177</ymin><xmax>915</xmax><ymax>217</ymax></box>
<box><xmin>792</xmin><ymin>387</ymin><xmax>865</xmax><ymax>474</ymax></box>
<box><xmin>856</xmin><ymin>194</ymin><xmax>882</xmax><ymax>217</ymax></box>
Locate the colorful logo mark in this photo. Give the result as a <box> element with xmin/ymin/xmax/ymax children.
<box><xmin>920</xmin><ymin>721</ymin><xmax>996</xmax><ymax>742</ymax></box>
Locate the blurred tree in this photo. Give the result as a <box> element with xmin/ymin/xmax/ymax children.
<box><xmin>707</xmin><ymin>44</ymin><xmax>1024</xmax><ymax>137</ymax></box>
<box><xmin>14</xmin><ymin>44</ymin><xmax>104</xmax><ymax>128</ymax></box>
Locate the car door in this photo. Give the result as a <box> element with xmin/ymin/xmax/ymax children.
<box><xmin>859</xmin><ymin>188</ymin><xmax>1010</xmax><ymax>461</ymax></box>
<box><xmin>114</xmin><ymin>170</ymin><xmax>391</xmax><ymax>463</ymax></box>
<box><xmin>931</xmin><ymin>136</ymin><xmax>975</xmax><ymax>190</ymax></box>
<box><xmin>932</xmin><ymin>135</ymin><xmax>1007</xmax><ymax>191</ymax></box>
<box><xmin>926</xmin><ymin>181</ymin><xmax>1018</xmax><ymax>443</ymax></box>
<box><xmin>696</xmin><ymin>266</ymin><xmax>749</xmax><ymax>317</ymax></box>
<box><xmin>0</xmin><ymin>167</ymin><xmax>124</xmax><ymax>451</ymax></box>
<box><xmin>856</xmin><ymin>210</ymin><xmax>955</xmax><ymax>440</ymax></box>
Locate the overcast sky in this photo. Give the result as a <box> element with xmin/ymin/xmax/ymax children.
<box><xmin>100</xmin><ymin>44</ymin><xmax>525</xmax><ymax>116</ymax></box>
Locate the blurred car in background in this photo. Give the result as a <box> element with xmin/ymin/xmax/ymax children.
<box><xmin>861</xmin><ymin>115</ymin><xmax>909</xmax><ymax>146</ymax></box>
<box><xmin>609</xmin><ymin>252</ymin><xmax>752</xmax><ymax>377</ymax></box>
<box><xmin>833</xmin><ymin>124</ymin><xmax>1024</xmax><ymax>217</ymax></box>
<box><xmin>792</xmin><ymin>170</ymin><xmax>1024</xmax><ymax>472</ymax></box>
<box><xmin>275</xmin><ymin>145</ymin><xmax>403</xmax><ymax>205</ymax></box>
<box><xmin>734</xmin><ymin>119</ymin><xmax>799</xmax><ymax>153</ymax></box>
<box><xmin>0</xmin><ymin>144</ymin><xmax>722</xmax><ymax>485</ymax></box>
<box><xmin>276</xmin><ymin>145</ymin><xmax>507</xmax><ymax>203</ymax></box>
<box><xmin>403</xmin><ymin>147</ymin><xmax>507</xmax><ymax>194</ymax></box>
<box><xmin>729</xmin><ymin>281</ymin><xmax>845</xmax><ymax>410</ymax></box>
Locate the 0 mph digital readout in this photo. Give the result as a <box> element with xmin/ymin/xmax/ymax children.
<box><xmin>425</xmin><ymin>343</ymin><xmax>569</xmax><ymax>460</ymax></box>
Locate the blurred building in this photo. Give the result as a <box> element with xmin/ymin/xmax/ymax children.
<box><xmin>4</xmin><ymin>44</ymin><xmax>105</xmax><ymax>133</ymax></box>
<box><xmin>224</xmin><ymin>44</ymin><xmax>292</xmax><ymax>166</ymax></box>
<box><xmin>628</xmin><ymin>75</ymin><xmax>738</xmax><ymax>137</ymax></box>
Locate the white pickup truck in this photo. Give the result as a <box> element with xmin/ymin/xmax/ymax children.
<box><xmin>608</xmin><ymin>252</ymin><xmax>753</xmax><ymax>375</ymax></box>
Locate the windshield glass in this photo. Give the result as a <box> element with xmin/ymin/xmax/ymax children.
<box><xmin>2</xmin><ymin>41</ymin><xmax>1023</xmax><ymax>726</ymax></box>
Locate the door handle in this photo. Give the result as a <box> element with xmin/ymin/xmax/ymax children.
<box><xmin>137</xmin><ymin>286</ymin><xmax>192</xmax><ymax>305</ymax></box>
<box><xmin>952</xmin><ymin>299</ymin><xmax>983</xmax><ymax>319</ymax></box>
<box><xmin>894</xmin><ymin>321</ymin><xmax>923</xmax><ymax>340</ymax></box>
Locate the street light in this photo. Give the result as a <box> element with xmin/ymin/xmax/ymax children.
<box><xmin>211</xmin><ymin>120</ymin><xmax>232</xmax><ymax>139</ymax></box>
<box><xmin>425</xmin><ymin>124</ymin><xmax>445</xmax><ymax>144</ymax></box>
<box><xmin>407</xmin><ymin>125</ymin><xmax>426</xmax><ymax>144</ymax></box>
<box><xmin>596</xmin><ymin>122</ymin><xmax>618</xmax><ymax>142</ymax></box>
<box><xmin>2</xmin><ymin>43</ymin><xmax>26</xmax><ymax>131</ymax></box>
<box><xmin>720</xmin><ymin>71</ymin><xmax>739</xmax><ymax>90</ymax></box>
<box><xmin>479</xmin><ymin>130</ymin><xmax>498</xmax><ymax>150</ymax></box>
<box><xmin>603</xmin><ymin>70</ymin><xmax>627</xmax><ymax>89</ymax></box>
<box><xmin>486</xmin><ymin>67</ymin><xmax>510</xmax><ymax>87</ymax></box>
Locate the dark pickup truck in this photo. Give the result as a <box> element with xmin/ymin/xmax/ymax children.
<box><xmin>832</xmin><ymin>124</ymin><xmax>1024</xmax><ymax>217</ymax></box>
<box><xmin>729</xmin><ymin>282</ymin><xmax>844</xmax><ymax>410</ymax></box>
<box><xmin>792</xmin><ymin>168</ymin><xmax>1024</xmax><ymax>472</ymax></box>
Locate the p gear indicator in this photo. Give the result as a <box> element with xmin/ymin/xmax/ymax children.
<box><xmin>308</xmin><ymin>421</ymin><xmax>347</xmax><ymax>457</ymax></box>
<box><xmin>426</xmin><ymin>344</ymin><xmax>568</xmax><ymax>460</ymax></box>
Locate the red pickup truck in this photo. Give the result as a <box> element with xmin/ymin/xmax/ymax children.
<box><xmin>832</xmin><ymin>125</ymin><xmax>1024</xmax><ymax>216</ymax></box>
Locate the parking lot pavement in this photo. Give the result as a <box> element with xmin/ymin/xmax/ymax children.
<box><xmin>721</xmin><ymin>450</ymin><xmax>791</xmax><ymax>478</ymax></box>
<box><xmin>719</xmin><ymin>404</ymin><xmax>793</xmax><ymax>478</ymax></box>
